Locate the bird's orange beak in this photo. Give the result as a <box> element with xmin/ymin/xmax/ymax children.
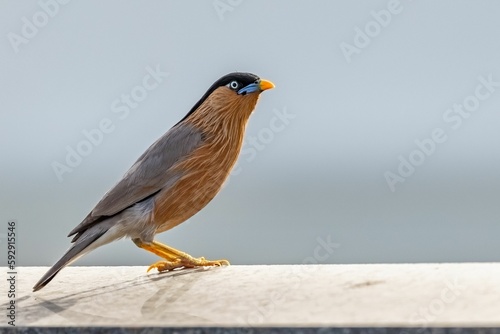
<box><xmin>259</xmin><ymin>79</ymin><xmax>275</xmax><ymax>91</ymax></box>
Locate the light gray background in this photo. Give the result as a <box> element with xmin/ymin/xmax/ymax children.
<box><xmin>1</xmin><ymin>0</ymin><xmax>499</xmax><ymax>267</ymax></box>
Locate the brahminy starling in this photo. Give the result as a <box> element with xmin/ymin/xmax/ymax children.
<box><xmin>33</xmin><ymin>72</ymin><xmax>275</xmax><ymax>291</ymax></box>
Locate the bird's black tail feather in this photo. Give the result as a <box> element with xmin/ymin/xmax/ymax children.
<box><xmin>32</xmin><ymin>228</ymin><xmax>107</xmax><ymax>292</ymax></box>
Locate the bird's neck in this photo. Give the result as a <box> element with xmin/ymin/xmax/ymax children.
<box><xmin>186</xmin><ymin>92</ymin><xmax>260</xmax><ymax>170</ymax></box>
<box><xmin>189</xmin><ymin>91</ymin><xmax>259</xmax><ymax>146</ymax></box>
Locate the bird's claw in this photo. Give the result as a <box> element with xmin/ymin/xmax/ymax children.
<box><xmin>147</xmin><ymin>257</ymin><xmax>230</xmax><ymax>273</ymax></box>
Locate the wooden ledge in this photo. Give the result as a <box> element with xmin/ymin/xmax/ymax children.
<box><xmin>1</xmin><ymin>264</ymin><xmax>500</xmax><ymax>332</ymax></box>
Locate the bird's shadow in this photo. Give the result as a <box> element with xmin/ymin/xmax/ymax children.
<box><xmin>18</xmin><ymin>266</ymin><xmax>222</xmax><ymax>325</ymax></box>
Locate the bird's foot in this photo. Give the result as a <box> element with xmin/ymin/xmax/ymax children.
<box><xmin>147</xmin><ymin>256</ymin><xmax>230</xmax><ymax>273</ymax></box>
<box><xmin>134</xmin><ymin>239</ymin><xmax>230</xmax><ymax>273</ymax></box>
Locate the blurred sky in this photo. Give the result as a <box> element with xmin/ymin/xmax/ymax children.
<box><xmin>1</xmin><ymin>0</ymin><xmax>499</xmax><ymax>267</ymax></box>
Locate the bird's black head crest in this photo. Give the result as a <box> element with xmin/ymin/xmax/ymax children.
<box><xmin>209</xmin><ymin>72</ymin><xmax>260</xmax><ymax>93</ymax></box>
<box><xmin>176</xmin><ymin>72</ymin><xmax>260</xmax><ymax>126</ymax></box>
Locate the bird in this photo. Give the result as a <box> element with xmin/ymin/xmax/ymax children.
<box><xmin>33</xmin><ymin>72</ymin><xmax>274</xmax><ymax>292</ymax></box>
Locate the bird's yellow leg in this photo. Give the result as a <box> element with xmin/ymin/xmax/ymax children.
<box><xmin>133</xmin><ymin>239</ymin><xmax>229</xmax><ymax>273</ymax></box>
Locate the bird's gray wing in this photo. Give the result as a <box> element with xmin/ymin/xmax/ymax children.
<box><xmin>68</xmin><ymin>122</ymin><xmax>204</xmax><ymax>238</ymax></box>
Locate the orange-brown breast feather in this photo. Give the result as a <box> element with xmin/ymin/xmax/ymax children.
<box><xmin>153</xmin><ymin>86</ymin><xmax>260</xmax><ymax>233</ymax></box>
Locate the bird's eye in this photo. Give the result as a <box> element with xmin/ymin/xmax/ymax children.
<box><xmin>227</xmin><ymin>80</ymin><xmax>239</xmax><ymax>90</ymax></box>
